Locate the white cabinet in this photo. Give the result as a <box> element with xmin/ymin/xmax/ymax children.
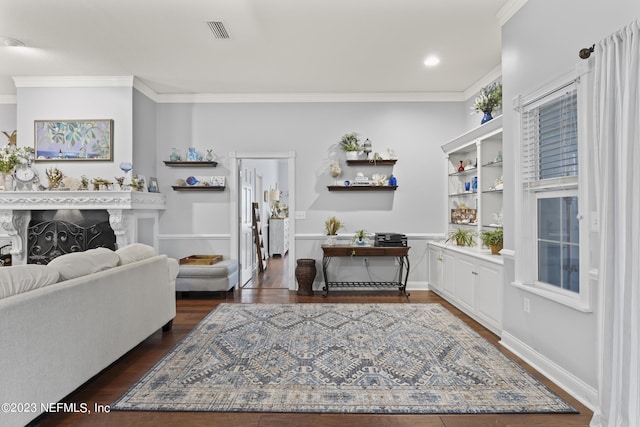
<box><xmin>269</xmin><ymin>217</ymin><xmax>289</xmax><ymax>256</ymax></box>
<box><xmin>442</xmin><ymin>115</ymin><xmax>503</xmax><ymax>249</ymax></box>
<box><xmin>428</xmin><ymin>242</ymin><xmax>503</xmax><ymax>336</ymax></box>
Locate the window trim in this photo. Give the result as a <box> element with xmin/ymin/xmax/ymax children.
<box><xmin>512</xmin><ymin>63</ymin><xmax>593</xmax><ymax>312</ymax></box>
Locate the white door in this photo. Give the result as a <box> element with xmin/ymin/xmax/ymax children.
<box><xmin>239</xmin><ymin>168</ymin><xmax>254</xmax><ymax>285</ymax></box>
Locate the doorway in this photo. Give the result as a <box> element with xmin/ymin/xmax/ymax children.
<box><xmin>229</xmin><ymin>152</ymin><xmax>296</xmax><ymax>290</ymax></box>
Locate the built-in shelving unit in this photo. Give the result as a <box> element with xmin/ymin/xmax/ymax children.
<box><xmin>427</xmin><ymin>115</ymin><xmax>504</xmax><ymax>336</ymax></box>
<box><xmin>442</xmin><ymin>115</ymin><xmax>503</xmax><ymax>243</ymax></box>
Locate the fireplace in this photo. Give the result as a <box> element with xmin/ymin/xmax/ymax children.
<box><xmin>27</xmin><ymin>210</ymin><xmax>116</xmax><ymax>264</ymax></box>
<box><xmin>0</xmin><ymin>191</ymin><xmax>165</xmax><ymax>265</ymax></box>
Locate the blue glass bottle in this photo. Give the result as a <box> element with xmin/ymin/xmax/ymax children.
<box><xmin>389</xmin><ymin>175</ymin><xmax>397</xmax><ymax>186</ymax></box>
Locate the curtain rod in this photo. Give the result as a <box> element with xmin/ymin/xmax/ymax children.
<box><xmin>579</xmin><ymin>44</ymin><xmax>595</xmax><ymax>59</ymax></box>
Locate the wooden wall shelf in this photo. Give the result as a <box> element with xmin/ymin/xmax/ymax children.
<box><xmin>327</xmin><ymin>185</ymin><xmax>397</xmax><ymax>191</ymax></box>
<box><xmin>345</xmin><ymin>159</ymin><xmax>397</xmax><ymax>166</ymax></box>
<box><xmin>172</xmin><ymin>186</ymin><xmax>225</xmax><ymax>191</ymax></box>
<box><xmin>164</xmin><ymin>161</ymin><xmax>218</xmax><ymax>167</ymax></box>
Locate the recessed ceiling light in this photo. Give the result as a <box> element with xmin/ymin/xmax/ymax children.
<box><xmin>1</xmin><ymin>37</ymin><xmax>25</xmax><ymax>47</ymax></box>
<box><xmin>423</xmin><ymin>56</ymin><xmax>440</xmax><ymax>67</ymax></box>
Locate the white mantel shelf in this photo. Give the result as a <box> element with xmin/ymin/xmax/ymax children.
<box><xmin>0</xmin><ymin>191</ymin><xmax>166</xmax><ymax>263</ymax></box>
<box><xmin>0</xmin><ymin>190</ymin><xmax>165</xmax><ymax>211</ymax></box>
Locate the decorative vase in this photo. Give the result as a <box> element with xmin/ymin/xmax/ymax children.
<box><xmin>346</xmin><ymin>151</ymin><xmax>359</xmax><ymax>160</ymax></box>
<box><xmin>205</xmin><ymin>149</ymin><xmax>214</xmax><ymax>161</ymax></box>
<box><xmin>1</xmin><ymin>172</ymin><xmax>11</xmax><ymax>191</ymax></box>
<box><xmin>170</xmin><ymin>148</ymin><xmax>180</xmax><ymax>161</ymax></box>
<box><xmin>295</xmin><ymin>258</ymin><xmax>316</xmax><ymax>296</ymax></box>
<box><xmin>325</xmin><ymin>235</ymin><xmax>337</xmax><ymax>246</ymax></box>
<box><xmin>458</xmin><ymin>161</ymin><xmax>465</xmax><ymax>172</ymax></box>
<box><xmin>481</xmin><ymin>111</ymin><xmax>493</xmax><ymax>124</ymax></box>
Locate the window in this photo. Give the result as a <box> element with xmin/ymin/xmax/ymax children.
<box><xmin>514</xmin><ymin>68</ymin><xmax>591</xmax><ymax>311</ymax></box>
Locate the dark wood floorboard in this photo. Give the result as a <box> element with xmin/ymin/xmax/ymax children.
<box><xmin>29</xmin><ymin>259</ymin><xmax>593</xmax><ymax>427</ymax></box>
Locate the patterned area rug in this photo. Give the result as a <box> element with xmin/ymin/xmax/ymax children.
<box><xmin>112</xmin><ymin>303</ymin><xmax>576</xmax><ymax>414</ymax></box>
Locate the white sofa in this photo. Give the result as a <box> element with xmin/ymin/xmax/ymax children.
<box><xmin>0</xmin><ymin>244</ymin><xmax>179</xmax><ymax>427</ymax></box>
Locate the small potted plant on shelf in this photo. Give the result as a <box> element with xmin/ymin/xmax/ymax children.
<box><xmin>480</xmin><ymin>227</ymin><xmax>504</xmax><ymax>255</ymax></box>
<box><xmin>324</xmin><ymin>216</ymin><xmax>342</xmax><ymax>245</ymax></box>
<box><xmin>445</xmin><ymin>228</ymin><xmax>477</xmax><ymax>247</ymax></box>
<box><xmin>353</xmin><ymin>229</ymin><xmax>369</xmax><ymax>246</ymax></box>
<box><xmin>473</xmin><ymin>81</ymin><xmax>502</xmax><ymax>124</ymax></box>
<box><xmin>340</xmin><ymin>132</ymin><xmax>361</xmax><ymax>160</ymax></box>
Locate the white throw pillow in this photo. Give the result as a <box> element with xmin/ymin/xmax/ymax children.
<box><xmin>0</xmin><ymin>265</ymin><xmax>60</xmax><ymax>299</ymax></box>
<box><xmin>47</xmin><ymin>247</ymin><xmax>120</xmax><ymax>281</ymax></box>
<box><xmin>116</xmin><ymin>243</ymin><xmax>156</xmax><ymax>265</ymax></box>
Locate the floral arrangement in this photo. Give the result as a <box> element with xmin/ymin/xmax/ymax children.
<box><xmin>0</xmin><ymin>145</ymin><xmax>33</xmax><ymax>174</ymax></box>
<box><xmin>339</xmin><ymin>132</ymin><xmax>361</xmax><ymax>152</ymax></box>
<box><xmin>45</xmin><ymin>167</ymin><xmax>64</xmax><ymax>189</ymax></box>
<box><xmin>473</xmin><ymin>82</ymin><xmax>502</xmax><ymax>113</ymax></box>
<box><xmin>324</xmin><ymin>216</ymin><xmax>342</xmax><ymax>235</ymax></box>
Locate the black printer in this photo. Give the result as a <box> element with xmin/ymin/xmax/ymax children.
<box><xmin>374</xmin><ymin>233</ymin><xmax>408</xmax><ymax>247</ymax></box>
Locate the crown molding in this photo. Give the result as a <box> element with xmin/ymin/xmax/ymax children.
<box><xmin>463</xmin><ymin>65</ymin><xmax>502</xmax><ymax>100</ymax></box>
<box><xmin>12</xmin><ymin>76</ymin><xmax>134</xmax><ymax>88</ymax></box>
<box><xmin>497</xmin><ymin>0</ymin><xmax>528</xmax><ymax>26</ymax></box>
<box><xmin>154</xmin><ymin>91</ymin><xmax>465</xmax><ymax>104</ymax></box>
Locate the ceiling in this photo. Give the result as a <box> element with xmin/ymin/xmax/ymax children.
<box><xmin>0</xmin><ymin>0</ymin><xmax>516</xmax><ymax>100</ymax></box>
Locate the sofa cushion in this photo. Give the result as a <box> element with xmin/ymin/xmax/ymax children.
<box><xmin>47</xmin><ymin>247</ymin><xmax>120</xmax><ymax>281</ymax></box>
<box><xmin>116</xmin><ymin>243</ymin><xmax>156</xmax><ymax>266</ymax></box>
<box><xmin>0</xmin><ymin>265</ymin><xmax>60</xmax><ymax>299</ymax></box>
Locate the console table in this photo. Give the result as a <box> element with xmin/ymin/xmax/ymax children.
<box><xmin>321</xmin><ymin>245</ymin><xmax>410</xmax><ymax>298</ymax></box>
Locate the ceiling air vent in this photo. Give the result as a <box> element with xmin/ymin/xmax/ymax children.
<box><xmin>207</xmin><ymin>21</ymin><xmax>230</xmax><ymax>39</ymax></box>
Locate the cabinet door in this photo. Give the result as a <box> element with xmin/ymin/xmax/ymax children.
<box><xmin>428</xmin><ymin>247</ymin><xmax>443</xmax><ymax>291</ymax></box>
<box><xmin>475</xmin><ymin>260</ymin><xmax>503</xmax><ymax>331</ymax></box>
<box><xmin>455</xmin><ymin>254</ymin><xmax>476</xmax><ymax>312</ymax></box>
<box><xmin>440</xmin><ymin>251</ymin><xmax>456</xmax><ymax>299</ymax></box>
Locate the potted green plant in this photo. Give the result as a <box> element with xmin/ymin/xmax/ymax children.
<box><xmin>353</xmin><ymin>229</ymin><xmax>368</xmax><ymax>246</ymax></box>
<box><xmin>445</xmin><ymin>228</ymin><xmax>476</xmax><ymax>247</ymax></box>
<box><xmin>324</xmin><ymin>216</ymin><xmax>342</xmax><ymax>245</ymax></box>
<box><xmin>473</xmin><ymin>81</ymin><xmax>502</xmax><ymax>124</ymax></box>
<box><xmin>480</xmin><ymin>227</ymin><xmax>503</xmax><ymax>255</ymax></box>
<box><xmin>340</xmin><ymin>132</ymin><xmax>361</xmax><ymax>160</ymax></box>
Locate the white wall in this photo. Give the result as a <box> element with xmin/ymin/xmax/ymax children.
<box><xmin>155</xmin><ymin>101</ymin><xmax>465</xmax><ymax>283</ymax></box>
<box><xmin>16</xmin><ymin>86</ymin><xmax>135</xmax><ymax>183</ymax></box>
<box><xmin>501</xmin><ymin>0</ymin><xmax>640</xmax><ymax>408</ymax></box>
<box><xmin>0</xmin><ymin>104</ymin><xmax>16</xmax><ymax>139</ymax></box>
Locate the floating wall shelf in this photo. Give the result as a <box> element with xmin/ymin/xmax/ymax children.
<box><xmin>171</xmin><ymin>186</ymin><xmax>225</xmax><ymax>191</ymax></box>
<box><xmin>345</xmin><ymin>159</ymin><xmax>397</xmax><ymax>166</ymax></box>
<box><xmin>164</xmin><ymin>161</ymin><xmax>218</xmax><ymax>167</ymax></box>
<box><xmin>327</xmin><ymin>185</ymin><xmax>397</xmax><ymax>192</ymax></box>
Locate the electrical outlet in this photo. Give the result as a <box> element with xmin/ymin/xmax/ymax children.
<box><xmin>523</xmin><ymin>297</ymin><xmax>531</xmax><ymax>313</ymax></box>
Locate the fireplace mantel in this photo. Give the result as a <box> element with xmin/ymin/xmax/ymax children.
<box><xmin>0</xmin><ymin>191</ymin><xmax>165</xmax><ymax>263</ymax></box>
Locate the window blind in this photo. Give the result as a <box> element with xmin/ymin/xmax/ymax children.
<box><xmin>522</xmin><ymin>84</ymin><xmax>578</xmax><ymax>189</ymax></box>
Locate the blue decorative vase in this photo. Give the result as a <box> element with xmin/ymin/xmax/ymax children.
<box><xmin>186</xmin><ymin>176</ymin><xmax>199</xmax><ymax>186</ymax></box>
<box><xmin>389</xmin><ymin>174</ymin><xmax>397</xmax><ymax>186</ymax></box>
<box><xmin>481</xmin><ymin>111</ymin><xmax>493</xmax><ymax>124</ymax></box>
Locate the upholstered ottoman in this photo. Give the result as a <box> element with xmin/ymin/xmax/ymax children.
<box><xmin>176</xmin><ymin>259</ymin><xmax>238</xmax><ymax>294</ymax></box>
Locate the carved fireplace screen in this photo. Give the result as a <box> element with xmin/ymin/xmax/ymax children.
<box><xmin>27</xmin><ymin>210</ymin><xmax>116</xmax><ymax>265</ymax></box>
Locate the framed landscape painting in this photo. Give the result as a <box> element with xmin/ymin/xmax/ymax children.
<box><xmin>34</xmin><ymin>119</ymin><xmax>114</xmax><ymax>161</ymax></box>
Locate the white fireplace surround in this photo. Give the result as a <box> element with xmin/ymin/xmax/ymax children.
<box><xmin>0</xmin><ymin>191</ymin><xmax>165</xmax><ymax>264</ymax></box>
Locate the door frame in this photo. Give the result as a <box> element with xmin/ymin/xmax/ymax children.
<box><xmin>229</xmin><ymin>151</ymin><xmax>296</xmax><ymax>290</ymax></box>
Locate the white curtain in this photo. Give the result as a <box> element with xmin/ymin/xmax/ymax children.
<box><xmin>590</xmin><ymin>19</ymin><xmax>640</xmax><ymax>427</ymax></box>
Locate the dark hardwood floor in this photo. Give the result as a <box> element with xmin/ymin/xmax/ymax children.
<box><xmin>242</xmin><ymin>255</ymin><xmax>288</xmax><ymax>289</ymax></box>
<box><xmin>31</xmin><ymin>259</ymin><xmax>593</xmax><ymax>427</ymax></box>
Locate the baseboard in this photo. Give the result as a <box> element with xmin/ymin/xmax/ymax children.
<box><xmin>500</xmin><ymin>330</ymin><xmax>597</xmax><ymax>411</ymax></box>
<box><xmin>406</xmin><ymin>281</ymin><xmax>429</xmax><ymax>291</ymax></box>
